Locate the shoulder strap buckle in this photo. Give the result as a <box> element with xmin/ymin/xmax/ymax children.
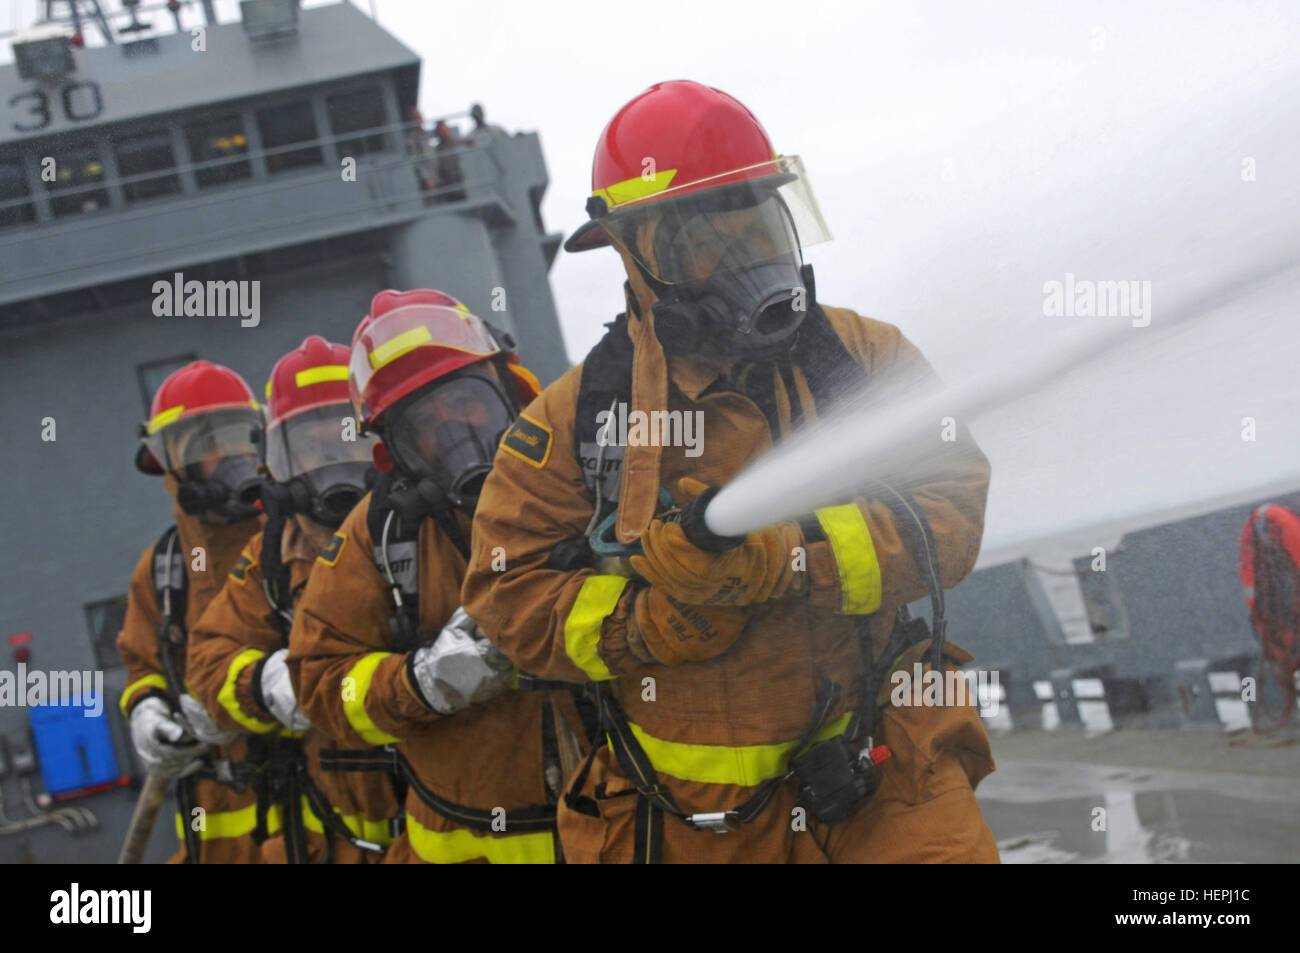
<box><xmin>686</xmin><ymin>811</ymin><xmax>738</xmax><ymax>834</ymax></box>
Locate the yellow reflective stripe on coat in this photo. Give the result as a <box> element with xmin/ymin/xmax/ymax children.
<box><xmin>120</xmin><ymin>674</ymin><xmax>169</xmax><ymax>716</ymax></box>
<box><xmin>342</xmin><ymin>653</ymin><xmax>401</xmax><ymax>745</ymax></box>
<box><xmin>622</xmin><ymin>712</ymin><xmax>854</xmax><ymax>787</ymax></box>
<box><xmin>564</xmin><ymin>574</ymin><xmax>629</xmax><ymax>681</ymax></box>
<box><xmin>815</xmin><ymin>504</ymin><xmax>883</xmax><ymax>614</ymax></box>
<box><xmin>406</xmin><ymin>814</ymin><xmax>554</xmax><ymax>864</ymax></box>
<box><xmin>217</xmin><ymin>648</ymin><xmax>277</xmax><ymax>733</ymax></box>
<box><xmin>301</xmin><ymin>797</ymin><xmax>396</xmax><ymax>847</ymax></box>
<box><xmin>174</xmin><ymin>802</ymin><xmax>281</xmax><ymax>841</ymax></box>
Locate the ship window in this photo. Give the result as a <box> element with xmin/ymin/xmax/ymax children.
<box><xmin>84</xmin><ymin>595</ymin><xmax>128</xmax><ymax>671</ymax></box>
<box><xmin>137</xmin><ymin>353</ymin><xmax>197</xmax><ymax>413</ymax></box>
<box><xmin>257</xmin><ymin>100</ymin><xmax>323</xmax><ymax>173</ymax></box>
<box><xmin>185</xmin><ymin>114</ymin><xmax>251</xmax><ymax>187</ymax></box>
<box><xmin>115</xmin><ymin>128</ymin><xmax>181</xmax><ymax>203</ymax></box>
<box><xmin>46</xmin><ymin>144</ymin><xmax>110</xmax><ymax>217</ymax></box>
<box><xmin>328</xmin><ymin>87</ymin><xmax>388</xmax><ymax>159</ymax></box>
<box><xmin>0</xmin><ymin>156</ymin><xmax>36</xmax><ymax>228</ymax></box>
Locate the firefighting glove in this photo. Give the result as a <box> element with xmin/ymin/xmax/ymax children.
<box><xmin>178</xmin><ymin>692</ymin><xmax>241</xmax><ymax>746</ymax></box>
<box><xmin>630</xmin><ymin>478</ymin><xmax>805</xmax><ymax>606</ymax></box>
<box><xmin>259</xmin><ymin>648</ymin><xmax>312</xmax><ymax>732</ymax></box>
<box><xmin>628</xmin><ymin>587</ymin><xmax>748</xmax><ymax>666</ymax></box>
<box><xmin>409</xmin><ymin>607</ymin><xmax>515</xmax><ymax>715</ymax></box>
<box><xmin>130</xmin><ymin>697</ymin><xmax>206</xmax><ymax>779</ymax></box>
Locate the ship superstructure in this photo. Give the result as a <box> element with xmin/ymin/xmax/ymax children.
<box><xmin>0</xmin><ymin>0</ymin><xmax>568</xmax><ymax>862</ymax></box>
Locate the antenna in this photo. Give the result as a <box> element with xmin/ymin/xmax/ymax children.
<box><xmin>117</xmin><ymin>0</ymin><xmax>152</xmax><ymax>36</ymax></box>
<box><xmin>40</xmin><ymin>0</ymin><xmax>115</xmax><ymax>45</ymax></box>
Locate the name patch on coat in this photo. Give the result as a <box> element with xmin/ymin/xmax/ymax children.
<box><xmin>501</xmin><ymin>414</ymin><xmax>553</xmax><ymax>468</ymax></box>
<box><xmin>229</xmin><ymin>552</ymin><xmax>255</xmax><ymax>585</ymax></box>
<box><xmin>318</xmin><ymin>533</ymin><xmax>347</xmax><ymax>566</ymax></box>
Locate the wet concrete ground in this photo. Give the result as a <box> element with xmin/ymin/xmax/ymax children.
<box><xmin>978</xmin><ymin>726</ymin><xmax>1300</xmax><ymax>863</ymax></box>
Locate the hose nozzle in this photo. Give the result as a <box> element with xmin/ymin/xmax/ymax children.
<box><xmin>677</xmin><ymin>485</ymin><xmax>747</xmax><ymax>553</ymax></box>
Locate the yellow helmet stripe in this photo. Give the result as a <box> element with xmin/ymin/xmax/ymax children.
<box><xmin>295</xmin><ymin>364</ymin><xmax>350</xmax><ymax>389</ymax></box>
<box><xmin>368</xmin><ymin>324</ymin><xmax>432</xmax><ymax>370</ymax></box>
<box><xmin>593</xmin><ymin>168</ymin><xmax>678</xmax><ymax>210</ymax></box>
<box><xmin>146</xmin><ymin>404</ymin><xmax>185</xmax><ymax>435</ymax></box>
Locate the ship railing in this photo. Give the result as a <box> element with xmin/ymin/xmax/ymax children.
<box><xmin>0</xmin><ymin>113</ymin><xmax>510</xmax><ymax>235</ymax></box>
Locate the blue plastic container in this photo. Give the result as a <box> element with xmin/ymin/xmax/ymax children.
<box><xmin>27</xmin><ymin>698</ymin><xmax>119</xmax><ymax>797</ymax></box>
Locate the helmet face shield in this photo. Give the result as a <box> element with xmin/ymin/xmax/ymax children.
<box><xmin>142</xmin><ymin>407</ymin><xmax>263</xmax><ymax>521</ymax></box>
<box><xmin>145</xmin><ymin>407</ymin><xmax>261</xmax><ymax>482</ymax></box>
<box><xmin>265</xmin><ymin>404</ymin><xmax>375</xmax><ymax>482</ymax></box>
<box><xmin>384</xmin><ymin>371</ymin><xmax>514</xmax><ymax>507</ymax></box>
<box><xmin>265</xmin><ymin>403</ymin><xmax>375</xmax><ymax>527</ymax></box>
<box><xmin>600</xmin><ymin>156</ymin><xmax>831</xmax><ymax>286</ymax></box>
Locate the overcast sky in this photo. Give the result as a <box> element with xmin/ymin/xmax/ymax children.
<box><xmin>3</xmin><ymin>0</ymin><xmax>1297</xmax><ymax>556</ymax></box>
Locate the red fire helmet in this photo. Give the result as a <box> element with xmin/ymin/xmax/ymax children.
<box><xmin>348</xmin><ymin>289</ymin><xmax>540</xmax><ymax>433</ymax></box>
<box><xmin>136</xmin><ymin>360</ymin><xmax>259</xmax><ymax>475</ymax></box>
<box><xmin>261</xmin><ymin>335</ymin><xmax>379</xmax><ymax>484</ymax></box>
<box><xmin>564</xmin><ymin>79</ymin><xmax>832</xmax><ymax>280</ymax></box>
<box><xmin>265</xmin><ymin>336</ymin><xmax>352</xmax><ymax>429</ymax></box>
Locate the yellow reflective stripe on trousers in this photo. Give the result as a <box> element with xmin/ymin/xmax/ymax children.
<box><xmin>622</xmin><ymin>712</ymin><xmax>855</xmax><ymax>787</ymax></box>
<box><xmin>406</xmin><ymin>814</ymin><xmax>554</xmax><ymax>864</ymax></box>
<box><xmin>815</xmin><ymin>503</ymin><xmax>883</xmax><ymax>614</ymax></box>
<box><xmin>563</xmin><ymin>574</ymin><xmax>629</xmax><ymax>681</ymax></box>
<box><xmin>301</xmin><ymin>797</ymin><xmax>396</xmax><ymax>847</ymax></box>
<box><xmin>120</xmin><ymin>673</ymin><xmax>168</xmax><ymax>716</ymax></box>
<box><xmin>174</xmin><ymin>802</ymin><xmax>281</xmax><ymax>841</ymax></box>
<box><xmin>342</xmin><ymin>653</ymin><xmax>402</xmax><ymax>745</ymax></box>
<box><xmin>217</xmin><ymin>647</ymin><xmax>277</xmax><ymax>733</ymax></box>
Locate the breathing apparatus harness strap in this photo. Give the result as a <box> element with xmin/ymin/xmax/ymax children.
<box><xmin>151</xmin><ymin>526</ymin><xmax>189</xmax><ymax>714</ymax></box>
<box><xmin>147</xmin><ymin>526</ymin><xmax>202</xmax><ymax>863</ymax></box>
<box><xmin>258</xmin><ymin>501</ymin><xmax>296</xmax><ymax>641</ymax></box>
<box><xmin>366</xmin><ymin>469</ymin><xmax>475</xmax><ymax>652</ymax></box>
<box><xmin>571</xmin><ymin>288</ymin><xmax>858</xmax><ymax>506</ymax></box>
<box><xmin>367</xmin><ymin>471</ymin><xmax>427</xmax><ymax>654</ymax></box>
<box><xmin>318</xmin><ymin>745</ymin><xmax>557</xmax><ymax>835</ymax></box>
<box><xmin>563</xmin><ymin>679</ymin><xmax>844</xmax><ymax>854</ymax></box>
<box><xmin>249</xmin><ymin>735</ymin><xmax>388</xmax><ymax>862</ymax></box>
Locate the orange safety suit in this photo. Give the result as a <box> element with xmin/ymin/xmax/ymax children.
<box><xmin>288</xmin><ymin>494</ymin><xmax>585</xmax><ymax>863</ymax></box>
<box><xmin>186</xmin><ymin>515</ymin><xmax>403</xmax><ymax>863</ymax></box>
<box><xmin>462</xmin><ymin>295</ymin><xmax>1000</xmax><ymax>863</ymax></box>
